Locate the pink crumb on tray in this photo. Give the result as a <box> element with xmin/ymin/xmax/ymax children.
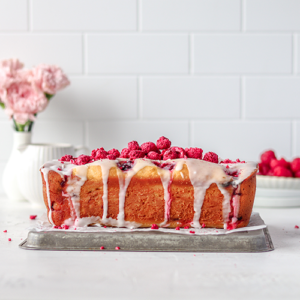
<box><xmin>295</xmin><ymin>225</ymin><xmax>299</xmax><ymax>229</ymax></box>
<box><xmin>30</xmin><ymin>215</ymin><xmax>37</xmax><ymax>220</ymax></box>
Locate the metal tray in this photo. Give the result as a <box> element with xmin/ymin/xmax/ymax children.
<box><xmin>19</xmin><ymin>227</ymin><xmax>274</xmax><ymax>253</ymax></box>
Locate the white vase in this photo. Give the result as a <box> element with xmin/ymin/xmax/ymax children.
<box><xmin>17</xmin><ymin>143</ymin><xmax>88</xmax><ymax>208</ymax></box>
<box><xmin>2</xmin><ymin>131</ymin><xmax>32</xmax><ymax>201</ymax></box>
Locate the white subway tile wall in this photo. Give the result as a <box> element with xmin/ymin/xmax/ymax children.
<box><xmin>1</xmin><ymin>0</ymin><xmax>300</xmax><ymax>191</ymax></box>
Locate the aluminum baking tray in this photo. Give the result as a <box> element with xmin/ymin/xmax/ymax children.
<box><xmin>19</xmin><ymin>227</ymin><xmax>274</xmax><ymax>253</ymax></box>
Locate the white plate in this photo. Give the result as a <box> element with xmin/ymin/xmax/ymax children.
<box><xmin>255</xmin><ymin>175</ymin><xmax>300</xmax><ymax>207</ymax></box>
<box><xmin>257</xmin><ymin>175</ymin><xmax>300</xmax><ymax>189</ymax></box>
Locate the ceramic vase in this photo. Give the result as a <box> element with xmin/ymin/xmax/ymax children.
<box><xmin>2</xmin><ymin>131</ymin><xmax>32</xmax><ymax>201</ymax></box>
<box><xmin>17</xmin><ymin>144</ymin><xmax>88</xmax><ymax>207</ymax></box>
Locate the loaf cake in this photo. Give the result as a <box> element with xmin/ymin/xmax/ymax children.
<box><xmin>40</xmin><ymin>137</ymin><xmax>257</xmax><ymax>230</ymax></box>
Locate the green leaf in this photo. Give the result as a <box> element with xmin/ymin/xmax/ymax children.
<box><xmin>45</xmin><ymin>93</ymin><xmax>54</xmax><ymax>101</ymax></box>
<box><xmin>0</xmin><ymin>102</ymin><xmax>5</xmax><ymax>109</ymax></box>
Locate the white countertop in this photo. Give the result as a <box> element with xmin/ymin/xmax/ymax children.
<box><xmin>0</xmin><ymin>195</ymin><xmax>300</xmax><ymax>300</ymax></box>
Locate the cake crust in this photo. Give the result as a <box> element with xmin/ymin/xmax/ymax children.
<box><xmin>41</xmin><ymin>159</ymin><xmax>257</xmax><ymax>229</ymax></box>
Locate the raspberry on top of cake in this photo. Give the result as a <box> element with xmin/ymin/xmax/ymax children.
<box><xmin>41</xmin><ymin>136</ymin><xmax>257</xmax><ymax>231</ymax></box>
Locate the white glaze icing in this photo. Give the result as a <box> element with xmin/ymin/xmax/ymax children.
<box><xmin>185</xmin><ymin>159</ymin><xmax>232</xmax><ymax>228</ymax></box>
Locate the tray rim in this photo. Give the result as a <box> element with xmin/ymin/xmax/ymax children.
<box><xmin>19</xmin><ymin>227</ymin><xmax>274</xmax><ymax>253</ymax></box>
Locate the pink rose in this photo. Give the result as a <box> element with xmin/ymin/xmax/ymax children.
<box><xmin>30</xmin><ymin>64</ymin><xmax>70</xmax><ymax>95</ymax></box>
<box><xmin>3</xmin><ymin>81</ymin><xmax>47</xmax><ymax>124</ymax></box>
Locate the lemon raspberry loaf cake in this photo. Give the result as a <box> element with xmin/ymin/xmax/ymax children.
<box><xmin>40</xmin><ymin>137</ymin><xmax>257</xmax><ymax>230</ymax></box>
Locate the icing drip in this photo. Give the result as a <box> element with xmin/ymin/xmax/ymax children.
<box><xmin>185</xmin><ymin>159</ymin><xmax>232</xmax><ymax>228</ymax></box>
<box><xmin>157</xmin><ymin>167</ymin><xmax>172</xmax><ymax>226</ymax></box>
<box><xmin>67</xmin><ymin>165</ymin><xmax>88</xmax><ymax>220</ymax></box>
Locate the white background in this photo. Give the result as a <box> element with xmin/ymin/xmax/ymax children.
<box><xmin>1</xmin><ymin>0</ymin><xmax>300</xmax><ymax>192</ymax></box>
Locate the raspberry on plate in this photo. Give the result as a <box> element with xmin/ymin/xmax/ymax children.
<box><xmin>260</xmin><ymin>150</ymin><xmax>276</xmax><ymax>165</ymax></box>
<box><xmin>291</xmin><ymin>158</ymin><xmax>300</xmax><ymax>173</ymax></box>
<box><xmin>273</xmin><ymin>166</ymin><xmax>293</xmax><ymax>178</ymax></box>
<box><xmin>270</xmin><ymin>158</ymin><xmax>290</xmax><ymax>170</ymax></box>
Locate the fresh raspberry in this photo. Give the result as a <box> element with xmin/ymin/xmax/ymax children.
<box><xmin>128</xmin><ymin>141</ymin><xmax>140</xmax><ymax>151</ymax></box>
<box><xmin>120</xmin><ymin>148</ymin><xmax>130</xmax><ymax>158</ymax></box>
<box><xmin>294</xmin><ymin>171</ymin><xmax>300</xmax><ymax>178</ymax></box>
<box><xmin>91</xmin><ymin>148</ymin><xmax>107</xmax><ymax>160</ymax></box>
<box><xmin>267</xmin><ymin>170</ymin><xmax>274</xmax><ymax>176</ymax></box>
<box><xmin>260</xmin><ymin>150</ymin><xmax>276</xmax><ymax>165</ymax></box>
<box><xmin>100</xmin><ymin>246</ymin><xmax>105</xmax><ymax>250</ymax></box>
<box><xmin>270</xmin><ymin>158</ymin><xmax>289</xmax><ymax>170</ymax></box>
<box><xmin>221</xmin><ymin>159</ymin><xmax>234</xmax><ymax>164</ymax></box>
<box><xmin>59</xmin><ymin>155</ymin><xmax>73</xmax><ymax>162</ymax></box>
<box><xmin>203</xmin><ymin>152</ymin><xmax>218</xmax><ymax>163</ymax></box>
<box><xmin>189</xmin><ymin>230</ymin><xmax>195</xmax><ymax>234</ymax></box>
<box><xmin>175</xmin><ymin>227</ymin><xmax>180</xmax><ymax>230</ymax></box>
<box><xmin>115</xmin><ymin>246</ymin><xmax>120</xmax><ymax>250</ymax></box>
<box><xmin>291</xmin><ymin>158</ymin><xmax>300</xmax><ymax>173</ymax></box>
<box><xmin>163</xmin><ymin>149</ymin><xmax>178</xmax><ymax>160</ymax></box>
<box><xmin>73</xmin><ymin>155</ymin><xmax>92</xmax><ymax>165</ymax></box>
<box><xmin>156</xmin><ymin>136</ymin><xmax>171</xmax><ymax>150</ymax></box>
<box><xmin>185</xmin><ymin>147</ymin><xmax>203</xmax><ymax>159</ymax></box>
<box><xmin>171</xmin><ymin>147</ymin><xmax>187</xmax><ymax>159</ymax></box>
<box><xmin>108</xmin><ymin>149</ymin><xmax>120</xmax><ymax>158</ymax></box>
<box><xmin>273</xmin><ymin>166</ymin><xmax>293</xmax><ymax>177</ymax></box>
<box><xmin>258</xmin><ymin>163</ymin><xmax>270</xmax><ymax>176</ymax></box>
<box><xmin>151</xmin><ymin>224</ymin><xmax>159</xmax><ymax>230</ymax></box>
<box><xmin>141</xmin><ymin>142</ymin><xmax>158</xmax><ymax>154</ymax></box>
<box><xmin>107</xmin><ymin>154</ymin><xmax>117</xmax><ymax>160</ymax></box>
<box><xmin>29</xmin><ymin>215</ymin><xmax>37</xmax><ymax>220</ymax></box>
<box><xmin>295</xmin><ymin>225</ymin><xmax>299</xmax><ymax>229</ymax></box>
<box><xmin>129</xmin><ymin>150</ymin><xmax>145</xmax><ymax>160</ymax></box>
<box><xmin>147</xmin><ymin>151</ymin><xmax>162</xmax><ymax>160</ymax></box>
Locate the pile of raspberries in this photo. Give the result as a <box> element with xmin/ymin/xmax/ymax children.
<box><xmin>258</xmin><ymin>150</ymin><xmax>300</xmax><ymax>178</ymax></box>
<box><xmin>59</xmin><ymin>136</ymin><xmax>220</xmax><ymax>166</ymax></box>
